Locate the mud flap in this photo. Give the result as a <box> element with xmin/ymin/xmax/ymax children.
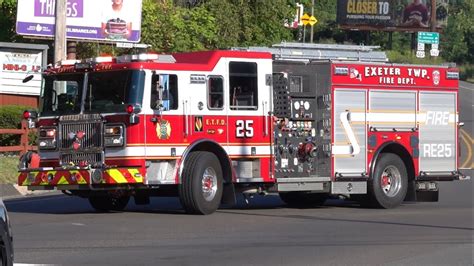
<box><xmin>416</xmin><ymin>190</ymin><xmax>439</xmax><ymax>202</ymax></box>
<box><xmin>404</xmin><ymin>180</ymin><xmax>416</xmax><ymax>202</ymax></box>
<box><xmin>221</xmin><ymin>182</ymin><xmax>236</xmax><ymax>205</ymax></box>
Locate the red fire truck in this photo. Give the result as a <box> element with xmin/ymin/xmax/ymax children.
<box><xmin>18</xmin><ymin>43</ymin><xmax>467</xmax><ymax>214</ymax></box>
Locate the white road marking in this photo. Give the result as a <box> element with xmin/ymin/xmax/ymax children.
<box><xmin>71</xmin><ymin>223</ymin><xmax>85</xmax><ymax>226</ymax></box>
<box><xmin>14</xmin><ymin>264</ymin><xmax>55</xmax><ymax>266</ymax></box>
<box><xmin>459</xmin><ymin>82</ymin><xmax>474</xmax><ymax>91</ymax></box>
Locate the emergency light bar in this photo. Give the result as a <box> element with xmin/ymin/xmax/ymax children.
<box><xmin>116</xmin><ymin>54</ymin><xmax>176</xmax><ymax>64</ymax></box>
<box><xmin>59</xmin><ymin>59</ymin><xmax>81</xmax><ymax>66</ymax></box>
<box><xmin>87</xmin><ymin>56</ymin><xmax>114</xmax><ymax>63</ymax></box>
<box><xmin>74</xmin><ymin>62</ymin><xmax>94</xmax><ymax>70</ymax></box>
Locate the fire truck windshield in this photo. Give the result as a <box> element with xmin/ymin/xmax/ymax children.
<box><xmin>40</xmin><ymin>70</ymin><xmax>145</xmax><ymax>116</ymax></box>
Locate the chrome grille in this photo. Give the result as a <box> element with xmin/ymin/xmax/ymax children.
<box><xmin>60</xmin><ymin>121</ymin><xmax>103</xmax><ymax>149</ymax></box>
<box><xmin>60</xmin><ymin>152</ymin><xmax>103</xmax><ymax>166</ymax></box>
<box><xmin>59</xmin><ymin>114</ymin><xmax>104</xmax><ymax>165</ymax></box>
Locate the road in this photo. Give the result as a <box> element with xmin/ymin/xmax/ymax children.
<box><xmin>5</xmin><ymin>185</ymin><xmax>473</xmax><ymax>266</ymax></box>
<box><xmin>5</xmin><ymin>82</ymin><xmax>473</xmax><ymax>265</ymax></box>
<box><xmin>459</xmin><ymin>81</ymin><xmax>473</xmax><ymax>176</ymax></box>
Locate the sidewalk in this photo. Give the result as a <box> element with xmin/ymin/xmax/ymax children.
<box><xmin>0</xmin><ymin>184</ymin><xmax>59</xmax><ymax>200</ymax></box>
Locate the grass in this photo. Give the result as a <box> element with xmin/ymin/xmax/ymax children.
<box><xmin>0</xmin><ymin>156</ymin><xmax>19</xmax><ymax>184</ymax></box>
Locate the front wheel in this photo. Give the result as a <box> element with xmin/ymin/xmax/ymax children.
<box><xmin>179</xmin><ymin>151</ymin><xmax>223</xmax><ymax>215</ymax></box>
<box><xmin>88</xmin><ymin>195</ymin><xmax>130</xmax><ymax>212</ymax></box>
<box><xmin>367</xmin><ymin>153</ymin><xmax>408</xmax><ymax>209</ymax></box>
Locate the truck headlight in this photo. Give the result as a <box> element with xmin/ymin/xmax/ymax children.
<box><xmin>104</xmin><ymin>124</ymin><xmax>124</xmax><ymax>147</ymax></box>
<box><xmin>38</xmin><ymin>127</ymin><xmax>57</xmax><ymax>150</ymax></box>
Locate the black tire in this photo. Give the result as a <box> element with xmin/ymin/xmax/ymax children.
<box><xmin>279</xmin><ymin>192</ymin><xmax>328</xmax><ymax>208</ymax></box>
<box><xmin>367</xmin><ymin>153</ymin><xmax>408</xmax><ymax>209</ymax></box>
<box><xmin>0</xmin><ymin>225</ymin><xmax>13</xmax><ymax>266</ymax></box>
<box><xmin>179</xmin><ymin>151</ymin><xmax>223</xmax><ymax>215</ymax></box>
<box><xmin>88</xmin><ymin>195</ymin><xmax>130</xmax><ymax>212</ymax></box>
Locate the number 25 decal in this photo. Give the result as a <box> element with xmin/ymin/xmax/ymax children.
<box><xmin>236</xmin><ymin>120</ymin><xmax>254</xmax><ymax>138</ymax></box>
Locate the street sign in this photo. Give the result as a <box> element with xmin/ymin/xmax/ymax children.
<box><xmin>309</xmin><ymin>16</ymin><xmax>318</xmax><ymax>26</ymax></box>
<box><xmin>417</xmin><ymin>43</ymin><xmax>425</xmax><ymax>51</ymax></box>
<box><xmin>418</xmin><ymin>32</ymin><xmax>440</xmax><ymax>44</ymax></box>
<box><xmin>430</xmin><ymin>49</ymin><xmax>440</xmax><ymax>57</ymax></box>
<box><xmin>416</xmin><ymin>50</ymin><xmax>425</xmax><ymax>58</ymax></box>
<box><xmin>301</xmin><ymin>13</ymin><xmax>310</xmax><ymax>26</ymax></box>
<box><xmin>431</xmin><ymin>43</ymin><xmax>439</xmax><ymax>50</ymax></box>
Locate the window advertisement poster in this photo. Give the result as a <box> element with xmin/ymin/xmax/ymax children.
<box><xmin>0</xmin><ymin>50</ymin><xmax>43</xmax><ymax>96</ymax></box>
<box><xmin>336</xmin><ymin>0</ymin><xmax>448</xmax><ymax>31</ymax></box>
<box><xmin>16</xmin><ymin>0</ymin><xmax>143</xmax><ymax>42</ymax></box>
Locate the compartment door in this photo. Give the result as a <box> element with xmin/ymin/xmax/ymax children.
<box><xmin>418</xmin><ymin>92</ymin><xmax>457</xmax><ymax>172</ymax></box>
<box><xmin>332</xmin><ymin>89</ymin><xmax>367</xmax><ymax>176</ymax></box>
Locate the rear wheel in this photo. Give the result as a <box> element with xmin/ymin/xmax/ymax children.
<box><xmin>279</xmin><ymin>192</ymin><xmax>328</xmax><ymax>208</ymax></box>
<box><xmin>179</xmin><ymin>151</ymin><xmax>223</xmax><ymax>215</ymax></box>
<box><xmin>367</xmin><ymin>153</ymin><xmax>408</xmax><ymax>209</ymax></box>
<box><xmin>88</xmin><ymin>195</ymin><xmax>130</xmax><ymax>212</ymax></box>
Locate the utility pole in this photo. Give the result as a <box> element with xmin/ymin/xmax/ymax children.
<box><xmin>310</xmin><ymin>0</ymin><xmax>314</xmax><ymax>43</ymax></box>
<box><xmin>67</xmin><ymin>41</ymin><xmax>77</xmax><ymax>60</ymax></box>
<box><xmin>54</xmin><ymin>0</ymin><xmax>67</xmax><ymax>64</ymax></box>
<box><xmin>430</xmin><ymin>0</ymin><xmax>437</xmax><ymax>32</ymax></box>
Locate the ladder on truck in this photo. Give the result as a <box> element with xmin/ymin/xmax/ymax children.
<box><xmin>234</xmin><ymin>42</ymin><xmax>388</xmax><ymax>62</ymax></box>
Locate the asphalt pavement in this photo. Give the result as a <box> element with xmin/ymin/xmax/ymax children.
<box><xmin>5</xmin><ymin>185</ymin><xmax>473</xmax><ymax>266</ymax></box>
<box><xmin>459</xmin><ymin>81</ymin><xmax>473</xmax><ymax>177</ymax></box>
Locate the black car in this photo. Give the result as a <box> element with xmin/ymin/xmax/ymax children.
<box><xmin>0</xmin><ymin>199</ymin><xmax>13</xmax><ymax>266</ymax></box>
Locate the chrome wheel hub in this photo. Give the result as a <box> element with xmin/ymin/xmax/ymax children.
<box><xmin>202</xmin><ymin>167</ymin><xmax>218</xmax><ymax>202</ymax></box>
<box><xmin>380</xmin><ymin>165</ymin><xmax>402</xmax><ymax>197</ymax></box>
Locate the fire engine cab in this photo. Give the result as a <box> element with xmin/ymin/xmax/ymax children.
<box><xmin>18</xmin><ymin>43</ymin><xmax>466</xmax><ymax>214</ymax></box>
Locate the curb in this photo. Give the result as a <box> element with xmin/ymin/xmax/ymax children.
<box><xmin>0</xmin><ymin>184</ymin><xmax>58</xmax><ymax>200</ymax></box>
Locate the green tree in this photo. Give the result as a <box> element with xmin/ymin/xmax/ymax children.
<box><xmin>0</xmin><ymin>0</ymin><xmax>18</xmax><ymax>42</ymax></box>
<box><xmin>203</xmin><ymin>0</ymin><xmax>240</xmax><ymax>48</ymax></box>
<box><xmin>141</xmin><ymin>0</ymin><xmax>294</xmax><ymax>52</ymax></box>
<box><xmin>443</xmin><ymin>0</ymin><xmax>474</xmax><ymax>64</ymax></box>
<box><xmin>172</xmin><ymin>5</ymin><xmax>218</xmax><ymax>51</ymax></box>
<box><xmin>141</xmin><ymin>0</ymin><xmax>177</xmax><ymax>52</ymax></box>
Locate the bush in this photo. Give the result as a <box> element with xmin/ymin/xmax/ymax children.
<box><xmin>459</xmin><ymin>64</ymin><xmax>474</xmax><ymax>82</ymax></box>
<box><xmin>386</xmin><ymin>50</ymin><xmax>444</xmax><ymax>65</ymax></box>
<box><xmin>387</xmin><ymin>51</ymin><xmax>474</xmax><ymax>82</ymax></box>
<box><xmin>0</xmin><ymin>105</ymin><xmax>35</xmax><ymax>147</ymax></box>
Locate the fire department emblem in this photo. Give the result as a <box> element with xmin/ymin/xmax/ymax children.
<box><xmin>349</xmin><ymin>68</ymin><xmax>362</xmax><ymax>81</ymax></box>
<box><xmin>156</xmin><ymin>119</ymin><xmax>171</xmax><ymax>139</ymax></box>
<box><xmin>195</xmin><ymin>116</ymin><xmax>203</xmax><ymax>132</ymax></box>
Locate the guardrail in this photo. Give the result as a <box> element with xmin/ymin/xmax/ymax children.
<box><xmin>0</xmin><ymin>121</ymin><xmax>36</xmax><ymax>154</ymax></box>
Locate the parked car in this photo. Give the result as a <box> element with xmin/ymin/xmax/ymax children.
<box><xmin>0</xmin><ymin>199</ymin><xmax>13</xmax><ymax>266</ymax></box>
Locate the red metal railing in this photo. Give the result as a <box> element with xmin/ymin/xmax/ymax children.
<box><xmin>0</xmin><ymin>121</ymin><xmax>37</xmax><ymax>154</ymax></box>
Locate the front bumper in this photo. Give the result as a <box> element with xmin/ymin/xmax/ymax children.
<box><xmin>18</xmin><ymin>167</ymin><xmax>144</xmax><ymax>186</ymax></box>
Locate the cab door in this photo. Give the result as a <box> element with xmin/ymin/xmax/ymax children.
<box><xmin>226</xmin><ymin>61</ymin><xmax>272</xmax><ymax>182</ymax></box>
<box><xmin>145</xmin><ymin>73</ymin><xmax>183</xmax><ymax>184</ymax></box>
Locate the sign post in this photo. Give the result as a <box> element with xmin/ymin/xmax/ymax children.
<box><xmin>301</xmin><ymin>13</ymin><xmax>310</xmax><ymax>43</ymax></box>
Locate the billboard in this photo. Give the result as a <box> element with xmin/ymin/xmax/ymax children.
<box><xmin>16</xmin><ymin>0</ymin><xmax>143</xmax><ymax>42</ymax></box>
<box><xmin>336</xmin><ymin>0</ymin><xmax>449</xmax><ymax>31</ymax></box>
